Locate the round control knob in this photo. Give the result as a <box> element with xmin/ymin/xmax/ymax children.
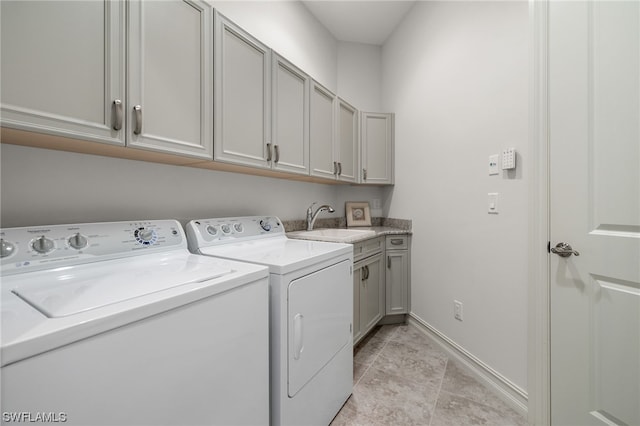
<box><xmin>221</xmin><ymin>224</ymin><xmax>231</xmax><ymax>234</ymax></box>
<box><xmin>68</xmin><ymin>233</ymin><xmax>88</xmax><ymax>250</ymax></box>
<box><xmin>233</xmin><ymin>223</ymin><xmax>244</xmax><ymax>233</ymax></box>
<box><xmin>32</xmin><ymin>235</ymin><xmax>55</xmax><ymax>254</ymax></box>
<box><xmin>259</xmin><ymin>220</ymin><xmax>271</xmax><ymax>232</ymax></box>
<box><xmin>206</xmin><ymin>225</ymin><xmax>218</xmax><ymax>236</ymax></box>
<box><xmin>135</xmin><ymin>227</ymin><xmax>156</xmax><ymax>245</ymax></box>
<box><xmin>1</xmin><ymin>239</ymin><xmax>16</xmax><ymax>258</ymax></box>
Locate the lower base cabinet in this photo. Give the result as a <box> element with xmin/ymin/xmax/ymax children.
<box><xmin>353</xmin><ymin>237</ymin><xmax>385</xmax><ymax>345</ymax></box>
<box><xmin>353</xmin><ymin>234</ymin><xmax>411</xmax><ymax>345</ymax></box>
<box><xmin>385</xmin><ymin>235</ymin><xmax>410</xmax><ymax>314</ymax></box>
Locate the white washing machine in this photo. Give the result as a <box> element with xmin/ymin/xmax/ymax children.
<box><xmin>0</xmin><ymin>220</ymin><xmax>270</xmax><ymax>426</ymax></box>
<box><xmin>186</xmin><ymin>216</ymin><xmax>353</xmax><ymax>426</ymax></box>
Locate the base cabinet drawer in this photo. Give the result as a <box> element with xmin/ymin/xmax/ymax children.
<box><xmin>353</xmin><ymin>236</ymin><xmax>384</xmax><ymax>263</ymax></box>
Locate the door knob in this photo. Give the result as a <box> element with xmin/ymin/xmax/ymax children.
<box><xmin>551</xmin><ymin>242</ymin><xmax>580</xmax><ymax>257</ymax></box>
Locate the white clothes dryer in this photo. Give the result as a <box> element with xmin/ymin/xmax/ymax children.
<box><xmin>0</xmin><ymin>220</ymin><xmax>270</xmax><ymax>426</ymax></box>
<box><xmin>186</xmin><ymin>216</ymin><xmax>353</xmax><ymax>426</ymax></box>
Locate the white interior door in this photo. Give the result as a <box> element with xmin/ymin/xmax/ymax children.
<box><xmin>549</xmin><ymin>2</ymin><xmax>640</xmax><ymax>425</ymax></box>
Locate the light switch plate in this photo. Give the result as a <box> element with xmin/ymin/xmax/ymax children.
<box><xmin>488</xmin><ymin>193</ymin><xmax>499</xmax><ymax>214</ymax></box>
<box><xmin>489</xmin><ymin>154</ymin><xmax>499</xmax><ymax>175</ymax></box>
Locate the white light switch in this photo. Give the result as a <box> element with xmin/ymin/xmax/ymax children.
<box><xmin>489</xmin><ymin>154</ymin><xmax>499</xmax><ymax>175</ymax></box>
<box><xmin>488</xmin><ymin>193</ymin><xmax>499</xmax><ymax>214</ymax></box>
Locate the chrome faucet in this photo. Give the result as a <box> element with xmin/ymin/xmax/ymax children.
<box><xmin>306</xmin><ymin>202</ymin><xmax>335</xmax><ymax>231</ymax></box>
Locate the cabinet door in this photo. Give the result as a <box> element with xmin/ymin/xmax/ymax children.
<box><xmin>0</xmin><ymin>0</ymin><xmax>125</xmax><ymax>145</ymax></box>
<box><xmin>309</xmin><ymin>81</ymin><xmax>337</xmax><ymax>179</ymax></box>
<box><xmin>272</xmin><ymin>54</ymin><xmax>309</xmax><ymax>175</ymax></box>
<box><xmin>360</xmin><ymin>253</ymin><xmax>385</xmax><ymax>334</ymax></box>
<box><xmin>128</xmin><ymin>0</ymin><xmax>213</xmax><ymax>159</ymax></box>
<box><xmin>353</xmin><ymin>265</ymin><xmax>362</xmax><ymax>344</ymax></box>
<box><xmin>337</xmin><ymin>98</ymin><xmax>359</xmax><ymax>183</ymax></box>
<box><xmin>386</xmin><ymin>251</ymin><xmax>409</xmax><ymax>314</ymax></box>
<box><xmin>214</xmin><ymin>13</ymin><xmax>271</xmax><ymax>168</ymax></box>
<box><xmin>361</xmin><ymin>112</ymin><xmax>394</xmax><ymax>184</ymax></box>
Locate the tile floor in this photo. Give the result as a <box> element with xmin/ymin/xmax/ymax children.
<box><xmin>331</xmin><ymin>324</ymin><xmax>526</xmax><ymax>426</ymax></box>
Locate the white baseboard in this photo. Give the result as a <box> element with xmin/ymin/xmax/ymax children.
<box><xmin>408</xmin><ymin>314</ymin><xmax>528</xmax><ymax>418</ymax></box>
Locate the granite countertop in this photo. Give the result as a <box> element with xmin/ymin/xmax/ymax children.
<box><xmin>284</xmin><ymin>217</ymin><xmax>411</xmax><ymax>244</ymax></box>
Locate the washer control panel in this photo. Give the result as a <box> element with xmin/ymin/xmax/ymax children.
<box><xmin>1</xmin><ymin>220</ymin><xmax>185</xmax><ymax>275</ymax></box>
<box><xmin>186</xmin><ymin>216</ymin><xmax>283</xmax><ymax>249</ymax></box>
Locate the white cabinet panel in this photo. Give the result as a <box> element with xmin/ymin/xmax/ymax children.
<box><xmin>309</xmin><ymin>81</ymin><xmax>337</xmax><ymax>179</ymax></box>
<box><xmin>386</xmin><ymin>251</ymin><xmax>409</xmax><ymax>314</ymax></box>
<box><xmin>128</xmin><ymin>0</ymin><xmax>213</xmax><ymax>158</ymax></box>
<box><xmin>360</xmin><ymin>253</ymin><xmax>384</xmax><ymax>334</ymax></box>
<box><xmin>361</xmin><ymin>112</ymin><xmax>394</xmax><ymax>185</ymax></box>
<box><xmin>0</xmin><ymin>0</ymin><xmax>125</xmax><ymax>145</ymax></box>
<box><xmin>272</xmin><ymin>54</ymin><xmax>309</xmax><ymax>175</ymax></box>
<box><xmin>337</xmin><ymin>98</ymin><xmax>359</xmax><ymax>183</ymax></box>
<box><xmin>214</xmin><ymin>13</ymin><xmax>271</xmax><ymax>169</ymax></box>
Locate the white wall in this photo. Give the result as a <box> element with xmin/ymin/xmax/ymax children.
<box><xmin>382</xmin><ymin>1</ymin><xmax>529</xmax><ymax>390</ymax></box>
<box><xmin>337</xmin><ymin>42</ymin><xmax>382</xmax><ymax>111</ymax></box>
<box><xmin>0</xmin><ymin>2</ymin><xmax>384</xmax><ymax>228</ymax></box>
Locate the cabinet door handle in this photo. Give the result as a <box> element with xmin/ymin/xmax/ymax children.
<box><xmin>112</xmin><ymin>99</ymin><xmax>123</xmax><ymax>130</ymax></box>
<box><xmin>274</xmin><ymin>144</ymin><xmax>280</xmax><ymax>163</ymax></box>
<box><xmin>334</xmin><ymin>161</ymin><xmax>338</xmax><ymax>175</ymax></box>
<box><xmin>365</xmin><ymin>265</ymin><xmax>370</xmax><ymax>280</ymax></box>
<box><xmin>363</xmin><ymin>168</ymin><xmax>367</xmax><ymax>180</ymax></box>
<box><xmin>391</xmin><ymin>239</ymin><xmax>404</xmax><ymax>246</ymax></box>
<box><xmin>338</xmin><ymin>162</ymin><xmax>342</xmax><ymax>176</ymax></box>
<box><xmin>133</xmin><ymin>105</ymin><xmax>142</xmax><ymax>135</ymax></box>
<box><xmin>387</xmin><ymin>255</ymin><xmax>391</xmax><ymax>269</ymax></box>
<box><xmin>266</xmin><ymin>143</ymin><xmax>272</xmax><ymax>162</ymax></box>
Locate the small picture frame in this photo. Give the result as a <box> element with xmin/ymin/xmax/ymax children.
<box><xmin>346</xmin><ymin>202</ymin><xmax>372</xmax><ymax>227</ymax></box>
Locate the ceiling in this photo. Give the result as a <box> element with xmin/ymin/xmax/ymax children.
<box><xmin>302</xmin><ymin>1</ymin><xmax>416</xmax><ymax>45</ymax></box>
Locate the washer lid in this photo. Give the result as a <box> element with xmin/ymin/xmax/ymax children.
<box><xmin>10</xmin><ymin>253</ymin><xmax>233</xmax><ymax>318</ymax></box>
<box><xmin>199</xmin><ymin>236</ymin><xmax>352</xmax><ymax>275</ymax></box>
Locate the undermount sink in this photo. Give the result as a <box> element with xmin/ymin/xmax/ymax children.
<box><xmin>289</xmin><ymin>228</ymin><xmax>376</xmax><ymax>243</ymax></box>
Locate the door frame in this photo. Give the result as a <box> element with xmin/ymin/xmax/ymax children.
<box><xmin>528</xmin><ymin>0</ymin><xmax>551</xmax><ymax>425</ymax></box>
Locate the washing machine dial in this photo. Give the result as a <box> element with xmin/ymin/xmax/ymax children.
<box><xmin>134</xmin><ymin>227</ymin><xmax>156</xmax><ymax>245</ymax></box>
<box><xmin>68</xmin><ymin>233</ymin><xmax>88</xmax><ymax>250</ymax></box>
<box><xmin>259</xmin><ymin>219</ymin><xmax>271</xmax><ymax>232</ymax></box>
<box><xmin>233</xmin><ymin>223</ymin><xmax>244</xmax><ymax>233</ymax></box>
<box><xmin>220</xmin><ymin>224</ymin><xmax>231</xmax><ymax>235</ymax></box>
<box><xmin>206</xmin><ymin>225</ymin><xmax>218</xmax><ymax>236</ymax></box>
<box><xmin>0</xmin><ymin>239</ymin><xmax>16</xmax><ymax>258</ymax></box>
<box><xmin>32</xmin><ymin>235</ymin><xmax>55</xmax><ymax>254</ymax></box>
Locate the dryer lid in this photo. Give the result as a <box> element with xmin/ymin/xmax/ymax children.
<box><xmin>9</xmin><ymin>253</ymin><xmax>234</xmax><ymax>318</ymax></box>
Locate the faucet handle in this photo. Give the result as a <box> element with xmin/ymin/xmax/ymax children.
<box><xmin>307</xmin><ymin>201</ymin><xmax>317</xmax><ymax>212</ymax></box>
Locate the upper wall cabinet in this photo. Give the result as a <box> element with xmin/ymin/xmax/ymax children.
<box><xmin>361</xmin><ymin>112</ymin><xmax>394</xmax><ymax>185</ymax></box>
<box><xmin>336</xmin><ymin>98</ymin><xmax>359</xmax><ymax>183</ymax></box>
<box><xmin>309</xmin><ymin>83</ymin><xmax>359</xmax><ymax>182</ymax></box>
<box><xmin>309</xmin><ymin>80</ymin><xmax>337</xmax><ymax>180</ymax></box>
<box><xmin>214</xmin><ymin>13</ymin><xmax>272</xmax><ymax>169</ymax></box>
<box><xmin>271</xmin><ymin>53</ymin><xmax>310</xmax><ymax>175</ymax></box>
<box><xmin>0</xmin><ymin>0</ymin><xmax>213</xmax><ymax>159</ymax></box>
<box><xmin>0</xmin><ymin>0</ymin><xmax>126</xmax><ymax>146</ymax></box>
<box><xmin>127</xmin><ymin>0</ymin><xmax>213</xmax><ymax>159</ymax></box>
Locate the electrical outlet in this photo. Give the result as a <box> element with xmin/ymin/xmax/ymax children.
<box><xmin>454</xmin><ymin>300</ymin><xmax>463</xmax><ymax>321</ymax></box>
